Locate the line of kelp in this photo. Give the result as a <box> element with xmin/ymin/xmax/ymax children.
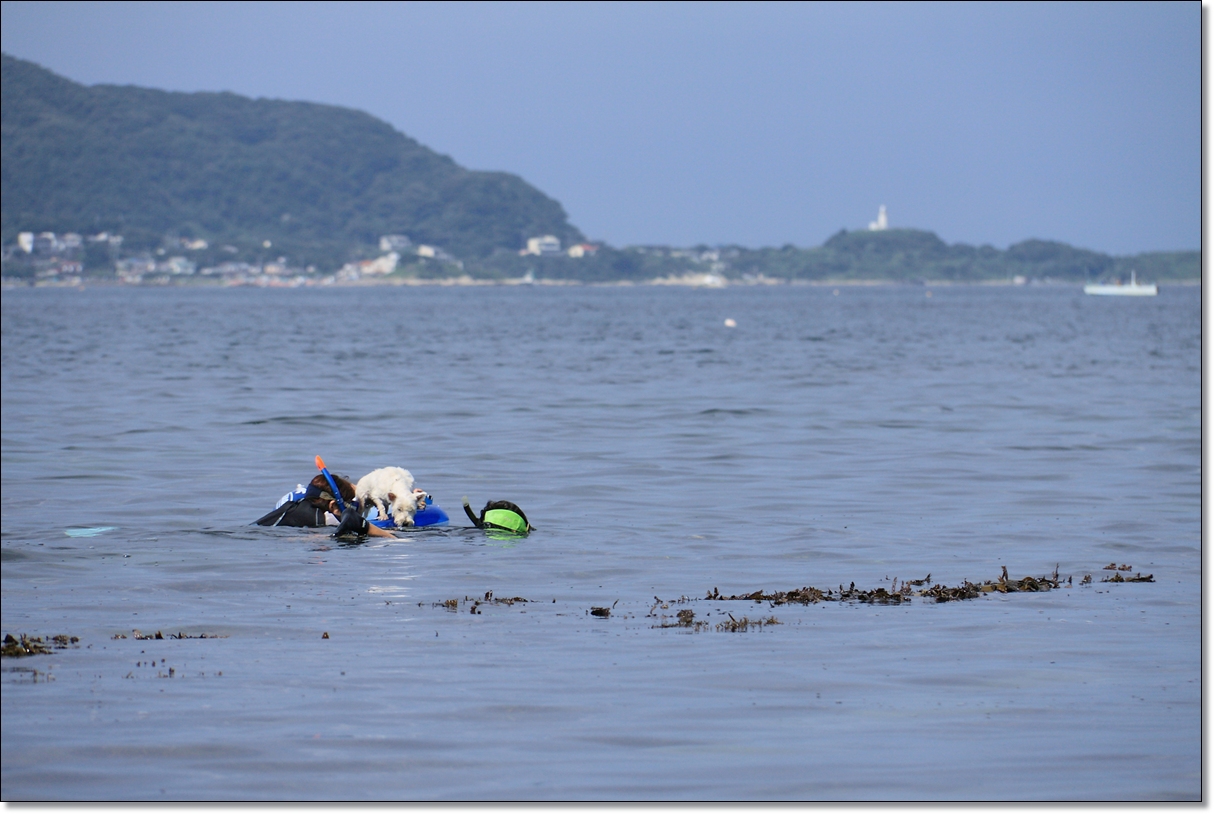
<box><xmin>1</xmin><ymin>565</ymin><xmax>1157</xmax><ymax>656</ymax></box>
<box><xmin>705</xmin><ymin>564</ymin><xmax>1152</xmax><ymax>608</ymax></box>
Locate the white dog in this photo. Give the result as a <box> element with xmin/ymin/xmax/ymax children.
<box><xmin>355</xmin><ymin>466</ymin><xmax>422</xmax><ymax>528</ymax></box>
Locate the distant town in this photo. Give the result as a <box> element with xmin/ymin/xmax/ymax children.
<box><xmin>0</xmin><ymin>206</ymin><xmax>1199</xmax><ymax>289</ymax></box>
<box><xmin>1</xmin><ymin>229</ymin><xmax>611</xmax><ymax>288</ymax></box>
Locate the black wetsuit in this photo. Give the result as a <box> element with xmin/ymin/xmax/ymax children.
<box><xmin>254</xmin><ymin>499</ymin><xmax>332</xmax><ymax>528</ymax></box>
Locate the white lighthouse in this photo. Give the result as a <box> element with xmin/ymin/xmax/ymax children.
<box><xmin>868</xmin><ymin>205</ymin><xmax>888</xmax><ymax>231</ymax></box>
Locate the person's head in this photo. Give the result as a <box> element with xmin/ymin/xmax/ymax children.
<box><xmin>306</xmin><ymin>473</ymin><xmax>356</xmax><ymax>508</ymax></box>
<box><xmin>481</xmin><ymin>500</ymin><xmax>533</xmax><ymax>533</ymax></box>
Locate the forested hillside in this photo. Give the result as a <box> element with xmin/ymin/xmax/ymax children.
<box><xmin>487</xmin><ymin>230</ymin><xmax>1196</xmax><ymax>284</ymax></box>
<box><xmin>1</xmin><ymin>54</ymin><xmax>583</xmax><ymax>266</ymax></box>
<box><xmin>710</xmin><ymin>229</ymin><xmax>1198</xmax><ymax>283</ymax></box>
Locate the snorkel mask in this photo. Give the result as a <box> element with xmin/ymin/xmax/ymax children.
<box><xmin>463</xmin><ymin>498</ymin><xmax>533</xmax><ymax>536</ymax></box>
<box><xmin>303</xmin><ymin>483</ymin><xmax>335</xmax><ymax>504</ymax></box>
<box><xmin>483</xmin><ymin>507</ymin><xmax>529</xmax><ymax>534</ymax></box>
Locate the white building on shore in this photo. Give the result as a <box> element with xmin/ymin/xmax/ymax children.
<box><xmin>522</xmin><ymin>235</ymin><xmax>562</xmax><ymax>256</ymax></box>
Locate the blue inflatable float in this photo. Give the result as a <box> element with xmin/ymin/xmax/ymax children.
<box><xmin>368</xmin><ymin>495</ymin><xmax>449</xmax><ymax>528</ymax></box>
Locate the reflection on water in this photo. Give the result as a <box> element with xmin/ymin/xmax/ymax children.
<box><xmin>0</xmin><ymin>284</ymin><xmax>1200</xmax><ymax>800</ymax></box>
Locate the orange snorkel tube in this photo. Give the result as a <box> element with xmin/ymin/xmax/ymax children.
<box><xmin>314</xmin><ymin>455</ymin><xmax>347</xmax><ymax>514</ymax></box>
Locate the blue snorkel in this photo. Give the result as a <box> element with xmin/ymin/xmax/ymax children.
<box><xmin>314</xmin><ymin>455</ymin><xmax>347</xmax><ymax>513</ymax></box>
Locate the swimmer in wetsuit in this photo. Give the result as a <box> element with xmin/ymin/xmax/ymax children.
<box><xmin>255</xmin><ymin>473</ymin><xmax>394</xmax><ymax>538</ymax></box>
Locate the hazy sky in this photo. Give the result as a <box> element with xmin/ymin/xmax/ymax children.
<box><xmin>0</xmin><ymin>1</ymin><xmax>1199</xmax><ymax>254</ymax></box>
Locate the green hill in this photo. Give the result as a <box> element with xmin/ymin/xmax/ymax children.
<box><xmin>1</xmin><ymin>53</ymin><xmax>583</xmax><ymax>266</ymax></box>
<box><xmin>713</xmin><ymin>229</ymin><xmax>1197</xmax><ymax>283</ymax></box>
<box><xmin>478</xmin><ymin>228</ymin><xmax>1195</xmax><ymax>284</ymax></box>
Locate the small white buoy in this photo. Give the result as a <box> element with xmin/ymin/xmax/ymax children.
<box><xmin>724</xmin><ymin>318</ymin><xmax>737</xmax><ymax>328</ymax></box>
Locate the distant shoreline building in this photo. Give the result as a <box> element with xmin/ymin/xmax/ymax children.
<box><xmin>380</xmin><ymin>234</ymin><xmax>412</xmax><ymax>252</ymax></box>
<box><xmin>868</xmin><ymin>205</ymin><xmax>888</xmax><ymax>231</ymax></box>
<box><xmin>567</xmin><ymin>243</ymin><xmax>599</xmax><ymax>258</ymax></box>
<box><xmin>522</xmin><ymin>235</ymin><xmax>562</xmax><ymax>256</ymax></box>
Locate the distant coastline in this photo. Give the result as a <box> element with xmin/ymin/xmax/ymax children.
<box><xmin>2</xmin><ymin>54</ymin><xmax>1198</xmax><ymax>289</ymax></box>
<box><xmin>2</xmin><ymin>220</ymin><xmax>1199</xmax><ymax>289</ymax></box>
<box><xmin>3</xmin><ymin>272</ymin><xmax>1200</xmax><ymax>292</ymax></box>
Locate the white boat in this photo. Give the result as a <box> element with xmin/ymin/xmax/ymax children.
<box><xmin>1084</xmin><ymin>270</ymin><xmax>1157</xmax><ymax>296</ymax></box>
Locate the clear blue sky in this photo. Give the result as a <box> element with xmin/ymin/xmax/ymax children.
<box><xmin>0</xmin><ymin>1</ymin><xmax>1199</xmax><ymax>254</ymax></box>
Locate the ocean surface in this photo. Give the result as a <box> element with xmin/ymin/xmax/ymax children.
<box><xmin>0</xmin><ymin>282</ymin><xmax>1200</xmax><ymax>801</ymax></box>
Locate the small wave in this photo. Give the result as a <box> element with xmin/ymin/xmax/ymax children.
<box><xmin>240</xmin><ymin>414</ymin><xmax>350</xmax><ymax>426</ymax></box>
<box><xmin>119</xmin><ymin>426</ymin><xmax>191</xmax><ymax>436</ymax></box>
<box><xmin>64</xmin><ymin>527</ymin><xmax>117</xmax><ymax>538</ymax></box>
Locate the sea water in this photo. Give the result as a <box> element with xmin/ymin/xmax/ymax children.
<box><xmin>0</xmin><ymin>283</ymin><xmax>1200</xmax><ymax>800</ymax></box>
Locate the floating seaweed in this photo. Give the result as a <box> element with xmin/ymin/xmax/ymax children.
<box><xmin>652</xmin><ymin>608</ymin><xmax>710</xmax><ymax>631</ymax></box>
<box><xmin>127</xmin><ymin>630</ymin><xmax>162</xmax><ymax>640</ymax></box>
<box><xmin>708</xmin><ymin>565</ymin><xmax>1084</xmax><ymax>607</ymax></box>
<box><xmin>589</xmin><ymin>600</ymin><xmax>619</xmax><ymax>618</ymax></box>
<box><xmin>481</xmin><ymin>592</ymin><xmax>529</xmax><ymax>606</ymax></box>
<box><xmin>413</xmin><ymin>564</ymin><xmax>1153</xmax><ymax>637</ymax></box>
<box><xmin>647</xmin><ymin>595</ymin><xmax>695</xmax><ymax>616</ymax></box>
<box><xmin>1101</xmin><ymin>572</ymin><xmax>1154</xmax><ymax>583</ymax></box>
<box><xmin>427</xmin><ymin>593</ymin><xmax>532</xmax><ymax>614</ymax></box>
<box><xmin>838</xmin><ymin>584</ymin><xmax>906</xmax><ymax>604</ymax></box>
<box><xmin>716</xmin><ymin>614</ymin><xmax>781</xmax><ymax>632</ymax></box>
<box><xmin>482</xmin><ymin>592</ymin><xmax>530</xmax><ymax>606</ymax></box>
<box><xmin>705</xmin><ymin>585</ymin><xmax>829</xmax><ymax>605</ymax></box>
<box><xmin>989</xmin><ymin>564</ymin><xmax>1063</xmax><ymax>594</ymax></box>
<box><xmin>2</xmin><ymin>634</ymin><xmax>78</xmax><ymax>657</ymax></box>
<box><xmin>112</xmin><ymin>629</ymin><xmax>224</xmax><ymax>640</ymax></box>
<box><xmin>919</xmin><ymin>581</ymin><xmax>984</xmax><ymax>602</ymax></box>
